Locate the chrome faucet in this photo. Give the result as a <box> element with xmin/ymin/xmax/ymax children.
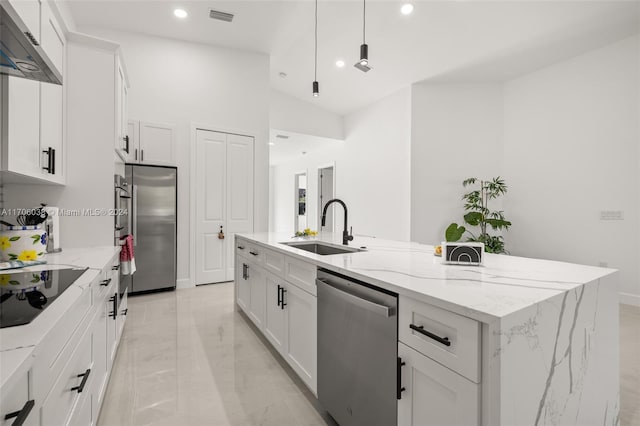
<box><xmin>321</xmin><ymin>199</ymin><xmax>353</xmax><ymax>246</ymax></box>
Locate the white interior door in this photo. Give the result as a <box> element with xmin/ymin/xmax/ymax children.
<box><xmin>196</xmin><ymin>130</ymin><xmax>227</xmax><ymax>284</ymax></box>
<box><xmin>225</xmin><ymin>134</ymin><xmax>254</xmax><ymax>281</ymax></box>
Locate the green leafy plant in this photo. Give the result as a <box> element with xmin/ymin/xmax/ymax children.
<box><xmin>446</xmin><ymin>177</ymin><xmax>512</xmax><ymax>254</ymax></box>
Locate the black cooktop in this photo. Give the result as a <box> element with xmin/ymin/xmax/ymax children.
<box><xmin>0</xmin><ymin>268</ymin><xmax>88</xmax><ymax>329</ymax></box>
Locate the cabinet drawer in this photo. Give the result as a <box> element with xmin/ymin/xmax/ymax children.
<box><xmin>41</xmin><ymin>324</ymin><xmax>93</xmax><ymax>426</ymax></box>
<box><xmin>399</xmin><ymin>296</ymin><xmax>480</xmax><ymax>383</ymax></box>
<box><xmin>0</xmin><ymin>366</ymin><xmax>35</xmax><ymax>426</ymax></box>
<box><xmin>263</xmin><ymin>248</ymin><xmax>285</xmax><ymax>276</ymax></box>
<box><xmin>284</xmin><ymin>256</ymin><xmax>317</xmax><ymax>295</ymax></box>
<box><xmin>33</xmin><ymin>284</ymin><xmax>93</xmax><ymax>396</ymax></box>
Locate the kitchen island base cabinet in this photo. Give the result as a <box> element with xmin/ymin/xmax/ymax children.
<box><xmin>283</xmin><ymin>283</ymin><xmax>317</xmax><ymax>394</ymax></box>
<box><xmin>398</xmin><ymin>342</ymin><xmax>480</xmax><ymax>426</ymax></box>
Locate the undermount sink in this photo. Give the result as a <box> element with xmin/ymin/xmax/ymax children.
<box><xmin>282</xmin><ymin>241</ymin><xmax>364</xmax><ymax>255</ymax></box>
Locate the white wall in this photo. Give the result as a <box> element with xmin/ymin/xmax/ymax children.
<box><xmin>270</xmin><ymin>90</ymin><xmax>344</xmax><ymax>140</ymax></box>
<box><xmin>270</xmin><ymin>87</ymin><xmax>412</xmax><ymax>241</ymax></box>
<box><xmin>503</xmin><ymin>35</ymin><xmax>640</xmax><ymax>305</ymax></box>
<box><xmin>77</xmin><ymin>28</ymin><xmax>271</xmax><ymax>285</ymax></box>
<box><xmin>410</xmin><ymin>83</ymin><xmax>504</xmax><ymax>245</ymax></box>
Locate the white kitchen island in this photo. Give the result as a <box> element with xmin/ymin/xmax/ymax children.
<box><xmin>235</xmin><ymin>232</ymin><xmax>619</xmax><ymax>426</ymax></box>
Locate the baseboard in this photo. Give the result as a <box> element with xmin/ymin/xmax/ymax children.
<box><xmin>176</xmin><ymin>278</ymin><xmax>194</xmax><ymax>290</ymax></box>
<box><xmin>619</xmin><ymin>292</ymin><xmax>640</xmax><ymax>307</ymax></box>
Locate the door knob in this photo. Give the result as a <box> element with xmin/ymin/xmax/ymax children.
<box><xmin>218</xmin><ymin>225</ymin><xmax>225</xmax><ymax>239</ymax></box>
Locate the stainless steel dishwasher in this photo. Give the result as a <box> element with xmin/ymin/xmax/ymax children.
<box><xmin>317</xmin><ymin>268</ymin><xmax>398</xmax><ymax>426</ymax></box>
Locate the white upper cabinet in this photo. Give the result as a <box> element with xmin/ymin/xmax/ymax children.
<box><xmin>8</xmin><ymin>0</ymin><xmax>40</xmax><ymax>41</ymax></box>
<box><xmin>114</xmin><ymin>57</ymin><xmax>130</xmax><ymax>161</ymax></box>
<box><xmin>0</xmin><ymin>0</ymin><xmax>65</xmax><ymax>184</ymax></box>
<box><xmin>139</xmin><ymin>121</ymin><xmax>175</xmax><ymax>165</ymax></box>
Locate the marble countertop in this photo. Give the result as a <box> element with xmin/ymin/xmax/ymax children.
<box><xmin>237</xmin><ymin>232</ymin><xmax>616</xmax><ymax>323</ymax></box>
<box><xmin>0</xmin><ymin>246</ymin><xmax>120</xmax><ymax>390</ymax></box>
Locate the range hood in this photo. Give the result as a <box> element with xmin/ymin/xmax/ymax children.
<box><xmin>0</xmin><ymin>1</ymin><xmax>62</xmax><ymax>85</ymax></box>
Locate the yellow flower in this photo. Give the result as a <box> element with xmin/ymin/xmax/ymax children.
<box><xmin>0</xmin><ymin>237</ymin><xmax>11</xmax><ymax>250</ymax></box>
<box><xmin>17</xmin><ymin>250</ymin><xmax>38</xmax><ymax>261</ymax></box>
<box><xmin>0</xmin><ymin>275</ymin><xmax>11</xmax><ymax>286</ymax></box>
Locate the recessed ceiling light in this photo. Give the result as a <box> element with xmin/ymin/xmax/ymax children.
<box><xmin>400</xmin><ymin>4</ymin><xmax>414</xmax><ymax>15</ymax></box>
<box><xmin>336</xmin><ymin>60</ymin><xmax>345</xmax><ymax>68</ymax></box>
<box><xmin>174</xmin><ymin>9</ymin><xmax>188</xmax><ymax>18</ymax></box>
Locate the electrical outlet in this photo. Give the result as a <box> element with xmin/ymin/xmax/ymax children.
<box><xmin>600</xmin><ymin>210</ymin><xmax>624</xmax><ymax>221</ymax></box>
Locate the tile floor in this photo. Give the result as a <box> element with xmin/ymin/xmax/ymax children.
<box><xmin>97</xmin><ymin>283</ymin><xmax>640</xmax><ymax>426</ymax></box>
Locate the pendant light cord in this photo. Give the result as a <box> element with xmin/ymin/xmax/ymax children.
<box><xmin>363</xmin><ymin>0</ymin><xmax>366</xmax><ymax>43</ymax></box>
<box><xmin>314</xmin><ymin>0</ymin><xmax>318</xmax><ymax>81</ymax></box>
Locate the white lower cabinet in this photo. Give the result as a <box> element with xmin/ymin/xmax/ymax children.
<box><xmin>248</xmin><ymin>265</ymin><xmax>266</xmax><ymax>330</ymax></box>
<box><xmin>0</xmin><ymin>365</ymin><xmax>36</xmax><ymax>426</ymax></box>
<box><xmin>398</xmin><ymin>342</ymin><xmax>480</xmax><ymax>426</ymax></box>
<box><xmin>236</xmin><ymin>256</ymin><xmax>251</xmax><ymax>311</ymax></box>
<box><xmin>235</xmin><ymin>245</ymin><xmax>317</xmax><ymax>394</ymax></box>
<box><xmin>263</xmin><ymin>272</ymin><xmax>286</xmax><ymax>353</ymax></box>
<box><xmin>282</xmin><ymin>282</ymin><xmax>317</xmax><ymax>393</ymax></box>
<box><xmin>41</xmin><ymin>323</ymin><xmax>93</xmax><ymax>426</ymax></box>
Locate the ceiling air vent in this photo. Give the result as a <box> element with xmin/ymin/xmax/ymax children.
<box><xmin>209</xmin><ymin>9</ymin><xmax>234</xmax><ymax>22</ymax></box>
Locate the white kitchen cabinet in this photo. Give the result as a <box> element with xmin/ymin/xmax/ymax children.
<box><xmin>0</xmin><ymin>0</ymin><xmax>65</xmax><ymax>184</ymax></box>
<box><xmin>236</xmin><ymin>256</ymin><xmax>251</xmax><ymax>312</ymax></box>
<box><xmin>138</xmin><ymin>122</ymin><xmax>175</xmax><ymax>165</ymax></box>
<box><xmin>7</xmin><ymin>0</ymin><xmax>40</xmax><ymax>41</ymax></box>
<box><xmin>0</xmin><ymin>363</ymin><xmax>36</xmax><ymax>426</ymax></box>
<box><xmin>398</xmin><ymin>342</ymin><xmax>480</xmax><ymax>426</ymax></box>
<box><xmin>283</xmin><ymin>281</ymin><xmax>317</xmax><ymax>393</ymax></box>
<box><xmin>264</xmin><ymin>272</ymin><xmax>287</xmax><ymax>354</ymax></box>
<box><xmin>114</xmin><ymin>56</ymin><xmax>130</xmax><ymax>162</ymax></box>
<box><xmin>235</xmin><ymin>243</ymin><xmax>317</xmax><ymax>394</ymax></box>
<box><xmin>248</xmin><ymin>263</ymin><xmax>266</xmax><ymax>330</ymax></box>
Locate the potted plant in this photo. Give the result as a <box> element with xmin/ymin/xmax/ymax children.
<box><xmin>446</xmin><ymin>177</ymin><xmax>512</xmax><ymax>254</ymax></box>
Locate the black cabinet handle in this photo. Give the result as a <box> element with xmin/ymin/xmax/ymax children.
<box><xmin>249</xmin><ymin>251</ymin><xmax>258</xmax><ymax>256</ymax></box>
<box><xmin>135</xmin><ymin>149</ymin><xmax>138</xmax><ymax>161</ymax></box>
<box><xmin>42</xmin><ymin>147</ymin><xmax>54</xmax><ymax>174</ymax></box>
<box><xmin>409</xmin><ymin>324</ymin><xmax>451</xmax><ymax>347</ymax></box>
<box><xmin>237</xmin><ymin>245</ymin><xmax>245</xmax><ymax>250</ymax></box>
<box><xmin>121</xmin><ymin>308</ymin><xmax>128</xmax><ymax>316</ymax></box>
<box><xmin>24</xmin><ymin>31</ymin><xmax>39</xmax><ymax>46</ymax></box>
<box><xmin>397</xmin><ymin>357</ymin><xmax>406</xmax><ymax>399</ymax></box>
<box><xmin>109</xmin><ymin>294</ymin><xmax>118</xmax><ymax>319</ymax></box>
<box><xmin>141</xmin><ymin>150</ymin><xmax>144</xmax><ymax>162</ymax></box>
<box><xmin>277</xmin><ymin>285</ymin><xmax>282</xmax><ymax>307</ymax></box>
<box><xmin>124</xmin><ymin>135</ymin><xmax>130</xmax><ymax>153</ymax></box>
<box><xmin>242</xmin><ymin>263</ymin><xmax>249</xmax><ymax>280</ymax></box>
<box><xmin>71</xmin><ymin>369</ymin><xmax>91</xmax><ymax>393</ymax></box>
<box><xmin>115</xmin><ymin>226</ymin><xmax>125</xmax><ymax>231</ymax></box>
<box><xmin>280</xmin><ymin>288</ymin><xmax>287</xmax><ymax>310</ymax></box>
<box><xmin>4</xmin><ymin>400</ymin><xmax>35</xmax><ymax>426</ymax></box>
<box><xmin>112</xmin><ymin>264</ymin><xmax>120</xmax><ymax>271</ymax></box>
<box><xmin>100</xmin><ymin>278</ymin><xmax>112</xmax><ymax>287</ymax></box>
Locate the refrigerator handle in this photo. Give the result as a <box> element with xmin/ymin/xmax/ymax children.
<box><xmin>132</xmin><ymin>184</ymin><xmax>138</xmax><ymax>246</ymax></box>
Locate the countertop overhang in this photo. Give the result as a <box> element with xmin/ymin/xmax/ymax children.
<box><xmin>236</xmin><ymin>232</ymin><xmax>616</xmax><ymax>324</ymax></box>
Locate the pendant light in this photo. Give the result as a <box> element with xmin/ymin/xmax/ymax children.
<box><xmin>312</xmin><ymin>0</ymin><xmax>320</xmax><ymax>97</ymax></box>
<box><xmin>354</xmin><ymin>0</ymin><xmax>372</xmax><ymax>72</ymax></box>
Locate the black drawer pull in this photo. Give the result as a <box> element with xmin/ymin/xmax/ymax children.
<box><xmin>249</xmin><ymin>251</ymin><xmax>258</xmax><ymax>256</ymax></box>
<box><xmin>409</xmin><ymin>324</ymin><xmax>451</xmax><ymax>347</ymax></box>
<box><xmin>277</xmin><ymin>284</ymin><xmax>282</xmax><ymax>307</ymax></box>
<box><xmin>237</xmin><ymin>245</ymin><xmax>245</xmax><ymax>250</ymax></box>
<box><xmin>4</xmin><ymin>399</ymin><xmax>35</xmax><ymax>426</ymax></box>
<box><xmin>112</xmin><ymin>264</ymin><xmax>120</xmax><ymax>271</ymax></box>
<box><xmin>71</xmin><ymin>369</ymin><xmax>91</xmax><ymax>393</ymax></box>
<box><xmin>397</xmin><ymin>357</ymin><xmax>406</xmax><ymax>399</ymax></box>
<box><xmin>100</xmin><ymin>278</ymin><xmax>112</xmax><ymax>287</ymax></box>
<box><xmin>109</xmin><ymin>294</ymin><xmax>118</xmax><ymax>319</ymax></box>
<box><xmin>280</xmin><ymin>288</ymin><xmax>287</xmax><ymax>310</ymax></box>
<box><xmin>121</xmin><ymin>308</ymin><xmax>128</xmax><ymax>316</ymax></box>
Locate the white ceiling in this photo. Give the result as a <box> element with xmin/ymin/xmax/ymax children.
<box><xmin>269</xmin><ymin>130</ymin><xmax>343</xmax><ymax>165</ymax></box>
<box><xmin>66</xmin><ymin>0</ymin><xmax>640</xmax><ymax>115</ymax></box>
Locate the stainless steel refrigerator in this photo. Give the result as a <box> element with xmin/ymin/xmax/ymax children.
<box><xmin>123</xmin><ymin>164</ymin><xmax>177</xmax><ymax>294</ymax></box>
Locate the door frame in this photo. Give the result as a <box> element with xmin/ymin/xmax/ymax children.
<box><xmin>189</xmin><ymin>122</ymin><xmax>259</xmax><ymax>289</ymax></box>
<box><xmin>293</xmin><ymin>169</ymin><xmax>308</xmax><ymax>233</ymax></box>
<box><xmin>317</xmin><ymin>161</ymin><xmax>336</xmax><ymax>232</ymax></box>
